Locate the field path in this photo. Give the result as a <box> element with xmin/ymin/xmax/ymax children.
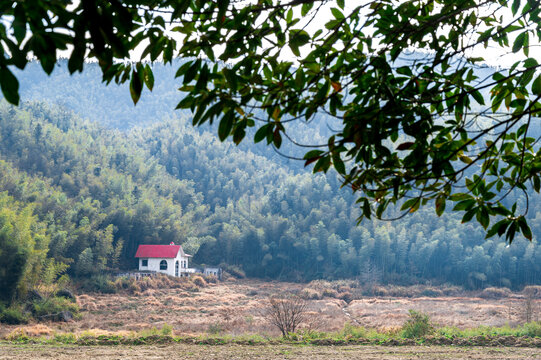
<box><xmin>340</xmin><ymin>304</ymin><xmax>362</xmax><ymax>326</ymax></box>
<box><xmin>1</xmin><ymin>344</ymin><xmax>541</xmax><ymax>359</ymax></box>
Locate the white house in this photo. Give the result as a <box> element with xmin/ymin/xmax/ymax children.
<box><xmin>135</xmin><ymin>242</ymin><xmax>191</xmax><ymax>277</ymax></box>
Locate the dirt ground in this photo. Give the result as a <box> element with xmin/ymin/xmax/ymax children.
<box><xmin>1</xmin><ymin>279</ymin><xmax>538</xmax><ymax>337</ymax></box>
<box><xmin>1</xmin><ymin>343</ymin><xmax>541</xmax><ymax>360</ymax></box>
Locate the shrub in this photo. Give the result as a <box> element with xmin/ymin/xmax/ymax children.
<box><xmin>160</xmin><ymin>323</ymin><xmax>173</xmax><ymax>336</ymax></box>
<box><xmin>5</xmin><ymin>328</ymin><xmax>30</xmax><ymax>342</ymax></box>
<box><xmin>521</xmin><ymin>322</ymin><xmax>541</xmax><ymax>337</ymax></box>
<box><xmin>0</xmin><ymin>305</ymin><xmax>29</xmax><ymax>325</ymax></box>
<box><xmin>192</xmin><ymin>276</ymin><xmax>207</xmax><ymax>287</ymax></box>
<box><xmin>80</xmin><ymin>274</ymin><xmax>117</xmax><ymax>294</ymax></box>
<box><xmin>54</xmin><ymin>333</ymin><xmax>77</xmax><ymax>344</ymax></box>
<box><xmin>401</xmin><ymin>310</ymin><xmax>434</xmax><ymax>339</ymax></box>
<box><xmin>207</xmin><ymin>322</ymin><xmax>224</xmax><ymax>335</ymax></box>
<box><xmin>205</xmin><ymin>274</ymin><xmax>218</xmax><ymax>284</ymax></box>
<box><xmin>263</xmin><ymin>295</ymin><xmax>308</xmax><ymax>337</ymax></box>
<box><xmin>338</xmin><ymin>292</ymin><xmax>353</xmax><ymax>303</ymax></box>
<box><xmin>220</xmin><ymin>264</ymin><xmax>245</xmax><ymax>279</ymax></box>
<box><xmin>421</xmin><ymin>287</ymin><xmax>443</xmax><ymax>297</ymax></box>
<box><xmin>372</xmin><ymin>286</ymin><xmax>389</xmax><ymax>297</ymax></box>
<box><xmin>523</xmin><ymin>286</ymin><xmax>541</xmax><ymax>299</ymax></box>
<box><xmin>479</xmin><ymin>287</ymin><xmax>511</xmax><ymax>299</ymax></box>
<box><xmin>341</xmin><ymin>322</ymin><xmax>368</xmax><ymax>339</ymax></box>
<box><xmin>300</xmin><ymin>288</ymin><xmax>322</xmax><ymax>300</ymax></box>
<box><xmin>338</xmin><ymin>286</ymin><xmax>352</xmax><ymax>294</ymax></box>
<box><xmin>322</xmin><ymin>288</ymin><xmax>338</xmax><ymax>298</ymax></box>
<box><xmin>32</xmin><ymin>297</ymin><xmax>79</xmax><ymax>318</ymax></box>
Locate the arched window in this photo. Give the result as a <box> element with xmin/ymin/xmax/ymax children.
<box><xmin>160</xmin><ymin>260</ymin><xmax>167</xmax><ymax>270</ymax></box>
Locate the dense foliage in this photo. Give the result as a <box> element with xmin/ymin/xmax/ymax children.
<box><xmin>2</xmin><ymin>62</ymin><xmax>541</xmax><ymax>298</ymax></box>
<box><xmin>3</xmin><ymin>0</ymin><xmax>541</xmax><ymax>241</ymax></box>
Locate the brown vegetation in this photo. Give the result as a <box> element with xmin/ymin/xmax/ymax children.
<box><xmin>263</xmin><ymin>295</ymin><xmax>307</xmax><ymax>336</ymax></box>
<box><xmin>1</xmin><ymin>279</ymin><xmax>539</xmax><ymax>339</ymax></box>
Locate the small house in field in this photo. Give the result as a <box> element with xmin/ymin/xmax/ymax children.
<box><xmin>135</xmin><ymin>242</ymin><xmax>191</xmax><ymax>277</ymax></box>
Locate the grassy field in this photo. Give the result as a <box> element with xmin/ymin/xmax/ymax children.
<box><xmin>1</xmin><ymin>343</ymin><xmax>541</xmax><ymax>360</ymax></box>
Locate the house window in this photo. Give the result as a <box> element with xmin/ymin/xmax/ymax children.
<box><xmin>142</xmin><ymin>259</ymin><xmax>148</xmax><ymax>267</ymax></box>
<box><xmin>160</xmin><ymin>260</ymin><xmax>168</xmax><ymax>270</ymax></box>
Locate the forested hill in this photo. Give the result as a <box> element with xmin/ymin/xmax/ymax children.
<box><xmin>1</xmin><ymin>62</ymin><xmax>541</xmax><ymax>291</ymax></box>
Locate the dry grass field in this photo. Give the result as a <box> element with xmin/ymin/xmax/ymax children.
<box><xmin>1</xmin><ymin>343</ymin><xmax>541</xmax><ymax>360</ymax></box>
<box><xmin>1</xmin><ymin>278</ymin><xmax>538</xmax><ymax>338</ymax></box>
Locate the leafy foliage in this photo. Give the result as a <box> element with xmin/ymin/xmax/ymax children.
<box><xmin>3</xmin><ymin>0</ymin><xmax>541</xmax><ymax>241</ymax></box>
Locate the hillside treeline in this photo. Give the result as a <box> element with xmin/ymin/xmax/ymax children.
<box><xmin>1</xmin><ymin>98</ymin><xmax>541</xmax><ymax>305</ymax></box>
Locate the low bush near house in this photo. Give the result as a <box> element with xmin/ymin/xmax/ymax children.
<box><xmin>192</xmin><ymin>276</ymin><xmax>207</xmax><ymax>287</ymax></box>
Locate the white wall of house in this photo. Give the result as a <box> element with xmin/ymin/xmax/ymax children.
<box><xmin>138</xmin><ymin>252</ymin><xmax>190</xmax><ymax>277</ymax></box>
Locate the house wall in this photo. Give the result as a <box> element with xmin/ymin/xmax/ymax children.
<box><xmin>138</xmin><ymin>253</ymin><xmax>190</xmax><ymax>277</ymax></box>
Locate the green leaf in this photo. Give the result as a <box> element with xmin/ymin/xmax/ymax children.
<box><xmin>532</xmin><ymin>74</ymin><xmax>541</xmax><ymax>96</ymax></box>
<box><xmin>449</xmin><ymin>193</ymin><xmax>472</xmax><ymax>201</ymax></box>
<box><xmin>486</xmin><ymin>219</ymin><xmax>509</xmax><ymax>239</ymax></box>
<box><xmin>476</xmin><ymin>206</ymin><xmax>490</xmax><ymax>229</ymax></box>
<box><xmin>0</xmin><ymin>67</ymin><xmax>20</xmax><ymax>105</ymax></box>
<box><xmin>218</xmin><ymin>110</ymin><xmax>235</xmax><ymax>141</ymax></box>
<box><xmin>129</xmin><ymin>69</ymin><xmax>142</xmax><ymax>104</ymax></box>
<box><xmin>459</xmin><ymin>155</ymin><xmax>473</xmax><ymax>164</ymax></box>
<box><xmin>273</xmin><ymin>128</ymin><xmax>282</xmax><ymax>148</ymax></box>
<box><xmin>511</xmin><ymin>0</ymin><xmax>521</xmax><ymax>15</ymax></box>
<box><xmin>331</xmin><ymin>8</ymin><xmax>345</xmax><ymax>20</ymax></box>
<box><xmin>362</xmin><ymin>199</ymin><xmax>371</xmax><ymax>219</ymax></box>
<box><xmin>313</xmin><ymin>155</ymin><xmax>331</xmax><ymax>173</ymax></box>
<box><xmin>518</xmin><ymin>216</ymin><xmax>533</xmax><ymax>241</ymax></box>
<box><xmin>512</xmin><ymin>32</ymin><xmax>527</xmax><ymax>53</ymax></box>
<box><xmin>396</xmin><ymin>142</ymin><xmax>415</xmax><ymax>150</ymax></box>
<box><xmin>304</xmin><ymin>149</ymin><xmax>325</xmax><ymax>159</ymax></box>
<box><xmin>13</xmin><ymin>4</ymin><xmax>27</xmax><ymax>44</ymax></box>
<box><xmin>332</xmin><ymin>153</ymin><xmax>346</xmax><ymax>175</ymax></box>
<box><xmin>401</xmin><ymin>198</ymin><xmax>419</xmax><ymax>212</ymax></box>
<box><xmin>143</xmin><ymin>64</ymin><xmax>154</xmax><ymax>91</ymax></box>
<box><xmin>301</xmin><ymin>3</ymin><xmax>314</xmax><ymax>16</ymax></box>
<box><xmin>254</xmin><ymin>124</ymin><xmax>272</xmax><ymax>143</ymax></box>
<box><xmin>461</xmin><ymin>208</ymin><xmax>476</xmax><ymax>223</ymax></box>
<box><xmin>289</xmin><ymin>30</ymin><xmax>310</xmax><ymax>57</ymax></box>
<box><xmin>435</xmin><ymin>196</ymin><xmax>445</xmax><ymax>216</ymax></box>
<box><xmin>453</xmin><ymin>199</ymin><xmax>476</xmax><ymax>211</ymax></box>
<box><xmin>471</xmin><ymin>90</ymin><xmax>485</xmax><ymax>105</ymax></box>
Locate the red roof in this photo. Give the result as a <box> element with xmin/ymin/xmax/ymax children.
<box><xmin>135</xmin><ymin>245</ymin><xmax>181</xmax><ymax>258</ymax></box>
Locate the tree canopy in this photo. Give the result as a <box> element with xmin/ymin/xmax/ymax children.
<box><xmin>2</xmin><ymin>0</ymin><xmax>541</xmax><ymax>241</ymax></box>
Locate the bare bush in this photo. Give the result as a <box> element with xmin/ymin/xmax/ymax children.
<box><xmin>192</xmin><ymin>276</ymin><xmax>207</xmax><ymax>287</ymax></box>
<box><xmin>300</xmin><ymin>288</ymin><xmax>322</xmax><ymax>300</ymax></box>
<box><xmin>263</xmin><ymin>295</ymin><xmax>308</xmax><ymax>336</ymax></box>
<box><xmin>479</xmin><ymin>287</ymin><xmax>511</xmax><ymax>299</ymax></box>
<box><xmin>523</xmin><ymin>291</ymin><xmax>536</xmax><ymax>323</ymax></box>
<box><xmin>523</xmin><ymin>286</ymin><xmax>541</xmax><ymax>299</ymax></box>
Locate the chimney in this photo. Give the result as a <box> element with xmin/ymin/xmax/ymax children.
<box><xmin>170</xmin><ymin>242</ymin><xmax>175</xmax><ymax>245</ymax></box>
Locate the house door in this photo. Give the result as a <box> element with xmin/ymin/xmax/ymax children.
<box><xmin>175</xmin><ymin>261</ymin><xmax>179</xmax><ymax>277</ymax></box>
